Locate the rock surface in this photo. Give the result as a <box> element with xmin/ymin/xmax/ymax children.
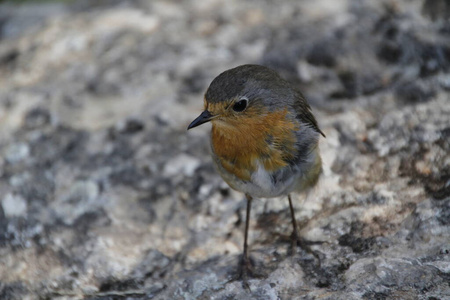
<box><xmin>0</xmin><ymin>0</ymin><xmax>448</xmax><ymax>299</ymax></box>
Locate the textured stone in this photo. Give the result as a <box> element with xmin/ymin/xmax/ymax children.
<box><xmin>1</xmin><ymin>193</ymin><xmax>27</xmax><ymax>217</ymax></box>
<box><xmin>0</xmin><ymin>0</ymin><xmax>448</xmax><ymax>299</ymax></box>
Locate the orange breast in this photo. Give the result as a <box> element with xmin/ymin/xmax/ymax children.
<box><xmin>211</xmin><ymin>109</ymin><xmax>299</xmax><ymax>181</ymax></box>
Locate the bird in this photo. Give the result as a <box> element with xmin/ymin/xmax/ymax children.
<box><xmin>187</xmin><ymin>64</ymin><xmax>325</xmax><ymax>283</ymax></box>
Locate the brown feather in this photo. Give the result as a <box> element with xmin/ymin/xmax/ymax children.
<box><xmin>211</xmin><ymin>108</ymin><xmax>299</xmax><ymax>181</ymax></box>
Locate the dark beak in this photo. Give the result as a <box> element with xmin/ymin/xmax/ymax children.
<box><xmin>187</xmin><ymin>110</ymin><xmax>214</xmax><ymax>130</ymax></box>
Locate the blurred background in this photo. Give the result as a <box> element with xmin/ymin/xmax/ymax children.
<box><xmin>0</xmin><ymin>0</ymin><xmax>449</xmax><ymax>299</ymax></box>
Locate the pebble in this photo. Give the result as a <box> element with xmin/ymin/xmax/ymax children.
<box><xmin>1</xmin><ymin>193</ymin><xmax>27</xmax><ymax>217</ymax></box>
<box><xmin>163</xmin><ymin>153</ymin><xmax>201</xmax><ymax>177</ymax></box>
<box><xmin>5</xmin><ymin>143</ymin><xmax>30</xmax><ymax>163</ymax></box>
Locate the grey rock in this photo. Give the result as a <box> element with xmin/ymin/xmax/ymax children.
<box><xmin>163</xmin><ymin>153</ymin><xmax>201</xmax><ymax>177</ymax></box>
<box><xmin>0</xmin><ymin>0</ymin><xmax>448</xmax><ymax>299</ymax></box>
<box><xmin>4</xmin><ymin>143</ymin><xmax>30</xmax><ymax>164</ymax></box>
<box><xmin>52</xmin><ymin>180</ymin><xmax>100</xmax><ymax>225</ymax></box>
<box><xmin>1</xmin><ymin>193</ymin><xmax>27</xmax><ymax>217</ymax></box>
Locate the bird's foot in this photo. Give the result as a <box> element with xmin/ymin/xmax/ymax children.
<box><xmin>227</xmin><ymin>255</ymin><xmax>265</xmax><ymax>290</ymax></box>
<box><xmin>289</xmin><ymin>233</ymin><xmax>325</xmax><ymax>266</ymax></box>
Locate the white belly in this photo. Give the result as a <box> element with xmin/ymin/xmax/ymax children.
<box><xmin>233</xmin><ymin>161</ymin><xmax>298</xmax><ymax>198</ymax></box>
<box><xmin>212</xmin><ymin>147</ymin><xmax>321</xmax><ymax>198</ymax></box>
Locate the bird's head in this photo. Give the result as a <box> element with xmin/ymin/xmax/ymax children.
<box><xmin>187</xmin><ymin>64</ymin><xmax>290</xmax><ymax>131</ymax></box>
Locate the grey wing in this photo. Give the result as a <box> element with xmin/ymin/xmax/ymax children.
<box><xmin>293</xmin><ymin>90</ymin><xmax>326</xmax><ymax>138</ymax></box>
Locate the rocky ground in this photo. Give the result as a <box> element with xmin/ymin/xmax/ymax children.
<box><xmin>0</xmin><ymin>0</ymin><xmax>449</xmax><ymax>299</ymax></box>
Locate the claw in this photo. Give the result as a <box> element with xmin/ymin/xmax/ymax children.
<box><xmin>225</xmin><ymin>255</ymin><xmax>266</xmax><ymax>290</ymax></box>
<box><xmin>291</xmin><ymin>234</ymin><xmax>324</xmax><ymax>265</ymax></box>
<box><xmin>288</xmin><ymin>194</ymin><xmax>324</xmax><ymax>265</ymax></box>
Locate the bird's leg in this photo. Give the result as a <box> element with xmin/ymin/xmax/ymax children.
<box><xmin>226</xmin><ymin>194</ymin><xmax>266</xmax><ymax>290</ymax></box>
<box><xmin>288</xmin><ymin>194</ymin><xmax>300</xmax><ymax>251</ymax></box>
<box><xmin>238</xmin><ymin>194</ymin><xmax>253</xmax><ymax>288</ymax></box>
<box><xmin>226</xmin><ymin>194</ymin><xmax>265</xmax><ymax>289</ymax></box>
<box><xmin>243</xmin><ymin>194</ymin><xmax>252</xmax><ymax>266</ymax></box>
<box><xmin>288</xmin><ymin>194</ymin><xmax>322</xmax><ymax>264</ymax></box>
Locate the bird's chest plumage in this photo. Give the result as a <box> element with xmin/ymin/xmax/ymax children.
<box><xmin>210</xmin><ymin>110</ymin><xmax>301</xmax><ymax>197</ymax></box>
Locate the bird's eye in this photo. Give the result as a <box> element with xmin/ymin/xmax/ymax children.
<box><xmin>232</xmin><ymin>98</ymin><xmax>248</xmax><ymax>112</ymax></box>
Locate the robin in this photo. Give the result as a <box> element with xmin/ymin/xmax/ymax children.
<box><xmin>187</xmin><ymin>64</ymin><xmax>325</xmax><ymax>283</ymax></box>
